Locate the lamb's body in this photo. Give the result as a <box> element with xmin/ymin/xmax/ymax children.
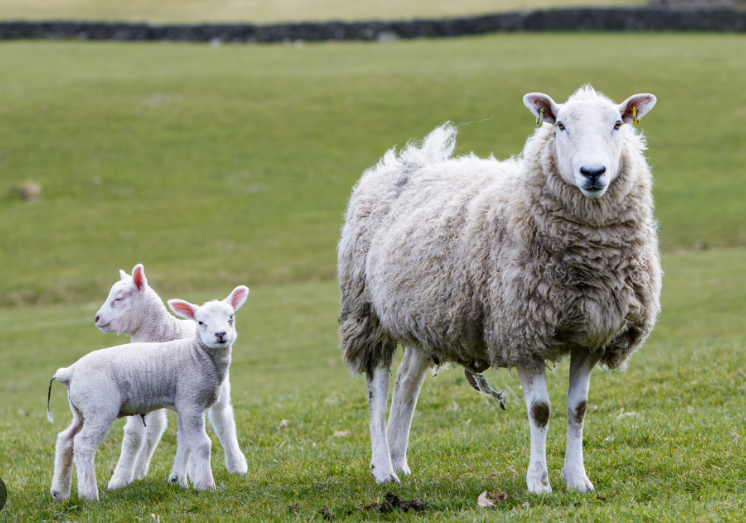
<box><xmin>338</xmin><ymin>87</ymin><xmax>661</xmax><ymax>491</ymax></box>
<box><xmin>50</xmin><ymin>287</ymin><xmax>249</xmax><ymax>502</ymax></box>
<box><xmin>94</xmin><ymin>265</ymin><xmax>247</xmax><ymax>490</ymax></box>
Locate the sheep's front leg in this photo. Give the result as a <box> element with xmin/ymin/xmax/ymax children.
<box><xmin>207</xmin><ymin>376</ymin><xmax>248</xmax><ymax>474</ymax></box>
<box><xmin>367</xmin><ymin>364</ymin><xmax>399</xmax><ymax>484</ymax></box>
<box><xmin>562</xmin><ymin>347</ymin><xmax>601</xmax><ymax>492</ymax></box>
<box><xmin>180</xmin><ymin>411</ymin><xmax>215</xmax><ymax>491</ymax></box>
<box><xmin>50</xmin><ymin>408</ymin><xmax>83</xmax><ymax>501</ymax></box>
<box><xmin>108</xmin><ymin>415</ymin><xmax>146</xmax><ymax>489</ymax></box>
<box><xmin>387</xmin><ymin>347</ymin><xmax>430</xmax><ymax>476</ymax></box>
<box><xmin>517</xmin><ymin>364</ymin><xmax>552</xmax><ymax>494</ymax></box>
<box><xmin>132</xmin><ymin>409</ymin><xmax>168</xmax><ymax>481</ymax></box>
<box><xmin>169</xmin><ymin>415</ymin><xmax>191</xmax><ymax>488</ymax></box>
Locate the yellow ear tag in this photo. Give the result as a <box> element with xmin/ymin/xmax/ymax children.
<box><xmin>536</xmin><ymin>107</ymin><xmax>544</xmax><ymax>128</ymax></box>
<box><xmin>632</xmin><ymin>106</ymin><xmax>640</xmax><ymax>125</ymax></box>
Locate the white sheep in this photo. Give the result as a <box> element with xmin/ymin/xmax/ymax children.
<box><xmin>338</xmin><ymin>86</ymin><xmax>661</xmax><ymax>492</ymax></box>
<box><xmin>93</xmin><ymin>264</ymin><xmax>247</xmax><ymax>490</ymax></box>
<box><xmin>48</xmin><ymin>286</ymin><xmax>249</xmax><ymax>502</ymax></box>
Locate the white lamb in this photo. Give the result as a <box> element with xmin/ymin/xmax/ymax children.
<box><xmin>338</xmin><ymin>86</ymin><xmax>661</xmax><ymax>492</ymax></box>
<box><xmin>93</xmin><ymin>264</ymin><xmax>247</xmax><ymax>490</ymax></box>
<box><xmin>48</xmin><ymin>286</ymin><xmax>249</xmax><ymax>502</ymax></box>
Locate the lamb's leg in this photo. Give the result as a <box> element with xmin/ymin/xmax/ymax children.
<box><xmin>180</xmin><ymin>410</ymin><xmax>215</xmax><ymax>491</ymax></box>
<box><xmin>207</xmin><ymin>376</ymin><xmax>248</xmax><ymax>474</ymax></box>
<box><xmin>50</xmin><ymin>407</ymin><xmax>83</xmax><ymax>501</ymax></box>
<box><xmin>517</xmin><ymin>364</ymin><xmax>552</xmax><ymax>494</ymax></box>
<box><xmin>73</xmin><ymin>417</ymin><xmax>113</xmax><ymax>502</ymax></box>
<box><xmin>108</xmin><ymin>415</ymin><xmax>145</xmax><ymax>489</ymax></box>
<box><xmin>169</xmin><ymin>415</ymin><xmax>191</xmax><ymax>488</ymax></box>
<box><xmin>562</xmin><ymin>347</ymin><xmax>601</xmax><ymax>492</ymax></box>
<box><xmin>132</xmin><ymin>409</ymin><xmax>168</xmax><ymax>480</ymax></box>
<box><xmin>387</xmin><ymin>347</ymin><xmax>429</xmax><ymax>476</ymax></box>
<box><xmin>367</xmin><ymin>364</ymin><xmax>399</xmax><ymax>484</ymax></box>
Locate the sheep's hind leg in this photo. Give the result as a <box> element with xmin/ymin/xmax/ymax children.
<box><xmin>132</xmin><ymin>409</ymin><xmax>168</xmax><ymax>481</ymax></box>
<box><xmin>50</xmin><ymin>404</ymin><xmax>83</xmax><ymax>501</ymax></box>
<box><xmin>387</xmin><ymin>347</ymin><xmax>430</xmax><ymax>476</ymax></box>
<box><xmin>562</xmin><ymin>347</ymin><xmax>601</xmax><ymax>492</ymax></box>
<box><xmin>367</xmin><ymin>364</ymin><xmax>399</xmax><ymax>484</ymax></box>
<box><xmin>517</xmin><ymin>363</ymin><xmax>552</xmax><ymax>494</ymax></box>
<box><xmin>108</xmin><ymin>415</ymin><xmax>146</xmax><ymax>489</ymax></box>
<box><xmin>73</xmin><ymin>415</ymin><xmax>114</xmax><ymax>501</ymax></box>
<box><xmin>208</xmin><ymin>376</ymin><xmax>248</xmax><ymax>474</ymax></box>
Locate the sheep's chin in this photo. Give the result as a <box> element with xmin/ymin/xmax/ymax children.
<box><xmin>579</xmin><ymin>186</ymin><xmax>608</xmax><ymax>199</ymax></box>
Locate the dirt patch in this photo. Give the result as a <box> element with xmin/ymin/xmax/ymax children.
<box><xmin>364</xmin><ymin>491</ymin><xmax>426</xmax><ymax>513</ymax></box>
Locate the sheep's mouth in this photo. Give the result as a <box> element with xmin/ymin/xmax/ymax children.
<box><xmin>97</xmin><ymin>323</ymin><xmax>112</xmax><ymax>329</ymax></box>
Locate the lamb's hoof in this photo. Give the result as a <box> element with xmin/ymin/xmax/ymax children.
<box><xmin>563</xmin><ymin>470</ymin><xmax>594</xmax><ymax>492</ymax></box>
<box><xmin>372</xmin><ymin>468</ymin><xmax>401</xmax><ymax>485</ymax></box>
<box><xmin>193</xmin><ymin>479</ymin><xmax>216</xmax><ymax>491</ymax></box>
<box><xmin>226</xmin><ymin>454</ymin><xmax>248</xmax><ymax>474</ymax></box>
<box><xmin>107</xmin><ymin>477</ymin><xmax>132</xmax><ymax>490</ymax></box>
<box><xmin>169</xmin><ymin>474</ymin><xmax>189</xmax><ymax>488</ymax></box>
<box><xmin>78</xmin><ymin>490</ymin><xmax>100</xmax><ymax>502</ymax></box>
<box><xmin>50</xmin><ymin>489</ymin><xmax>69</xmax><ymax>502</ymax></box>
<box><xmin>391</xmin><ymin>461</ymin><xmax>411</xmax><ymax>476</ymax></box>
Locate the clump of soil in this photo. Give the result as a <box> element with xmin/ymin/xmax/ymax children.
<box><xmin>364</xmin><ymin>491</ymin><xmax>426</xmax><ymax>513</ymax></box>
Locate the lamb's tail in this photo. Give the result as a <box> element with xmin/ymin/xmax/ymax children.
<box><xmin>378</xmin><ymin>123</ymin><xmax>458</xmax><ymax>171</ymax></box>
<box><xmin>47</xmin><ymin>367</ymin><xmax>73</xmax><ymax>423</ymax></box>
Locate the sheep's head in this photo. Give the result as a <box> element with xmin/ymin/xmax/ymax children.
<box><xmin>524</xmin><ymin>86</ymin><xmax>656</xmax><ymax>198</ymax></box>
<box><xmin>95</xmin><ymin>263</ymin><xmax>150</xmax><ymax>335</ymax></box>
<box><xmin>168</xmin><ymin>286</ymin><xmax>249</xmax><ymax>350</ymax></box>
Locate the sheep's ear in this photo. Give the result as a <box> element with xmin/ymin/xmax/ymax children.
<box><xmin>119</xmin><ymin>270</ymin><xmax>129</xmax><ymax>281</ymax></box>
<box><xmin>619</xmin><ymin>94</ymin><xmax>656</xmax><ymax>124</ymax></box>
<box><xmin>132</xmin><ymin>264</ymin><xmax>148</xmax><ymax>292</ymax></box>
<box><xmin>168</xmin><ymin>299</ymin><xmax>199</xmax><ymax>320</ymax></box>
<box><xmin>224</xmin><ymin>286</ymin><xmax>249</xmax><ymax>311</ymax></box>
<box><xmin>523</xmin><ymin>93</ymin><xmax>560</xmax><ymax>124</ymax></box>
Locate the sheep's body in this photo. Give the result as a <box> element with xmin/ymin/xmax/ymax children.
<box><xmin>338</xmin><ymin>87</ymin><xmax>661</xmax><ymax>491</ymax></box>
<box><xmin>50</xmin><ymin>287</ymin><xmax>248</xmax><ymax>502</ymax></box>
<box><xmin>95</xmin><ymin>265</ymin><xmax>247</xmax><ymax>490</ymax></box>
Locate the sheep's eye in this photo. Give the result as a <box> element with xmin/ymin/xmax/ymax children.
<box><xmin>115</xmin><ymin>297</ymin><xmax>123</xmax><ymax>301</ymax></box>
<box><xmin>557</xmin><ymin>122</ymin><xmax>566</xmax><ymax>131</ymax></box>
<box><xmin>614</xmin><ymin>121</ymin><xmax>622</xmax><ymax>130</ymax></box>
<box><xmin>198</xmin><ymin>321</ymin><xmax>204</xmax><ymax>325</ymax></box>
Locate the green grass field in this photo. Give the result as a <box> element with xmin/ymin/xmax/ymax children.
<box><xmin>0</xmin><ymin>0</ymin><xmax>645</xmax><ymax>24</ymax></box>
<box><xmin>1</xmin><ymin>34</ymin><xmax>745</xmax><ymax>521</ymax></box>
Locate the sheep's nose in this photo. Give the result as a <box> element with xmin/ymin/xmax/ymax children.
<box><xmin>95</xmin><ymin>314</ymin><xmax>100</xmax><ymax>323</ymax></box>
<box><xmin>580</xmin><ymin>166</ymin><xmax>606</xmax><ymax>179</ymax></box>
<box><xmin>215</xmin><ymin>331</ymin><xmax>227</xmax><ymax>340</ymax></box>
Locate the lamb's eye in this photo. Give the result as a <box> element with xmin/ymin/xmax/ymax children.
<box><xmin>198</xmin><ymin>321</ymin><xmax>204</xmax><ymax>325</ymax></box>
<box><xmin>557</xmin><ymin>122</ymin><xmax>566</xmax><ymax>131</ymax></box>
<box><xmin>614</xmin><ymin>121</ymin><xmax>622</xmax><ymax>130</ymax></box>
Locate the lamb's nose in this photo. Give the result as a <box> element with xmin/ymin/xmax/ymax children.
<box><xmin>215</xmin><ymin>331</ymin><xmax>227</xmax><ymax>340</ymax></box>
<box><xmin>580</xmin><ymin>166</ymin><xmax>606</xmax><ymax>179</ymax></box>
<box><xmin>95</xmin><ymin>314</ymin><xmax>100</xmax><ymax>323</ymax></box>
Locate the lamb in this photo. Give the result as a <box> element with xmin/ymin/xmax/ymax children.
<box><xmin>48</xmin><ymin>286</ymin><xmax>249</xmax><ymax>502</ymax></box>
<box><xmin>93</xmin><ymin>264</ymin><xmax>247</xmax><ymax>490</ymax></box>
<box><xmin>337</xmin><ymin>86</ymin><xmax>661</xmax><ymax>493</ymax></box>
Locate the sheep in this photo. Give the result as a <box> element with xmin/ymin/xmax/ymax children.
<box><xmin>47</xmin><ymin>286</ymin><xmax>249</xmax><ymax>502</ymax></box>
<box><xmin>93</xmin><ymin>264</ymin><xmax>247</xmax><ymax>490</ymax></box>
<box><xmin>337</xmin><ymin>86</ymin><xmax>661</xmax><ymax>493</ymax></box>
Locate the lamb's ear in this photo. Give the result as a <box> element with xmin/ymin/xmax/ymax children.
<box><xmin>119</xmin><ymin>270</ymin><xmax>129</xmax><ymax>281</ymax></box>
<box><xmin>168</xmin><ymin>299</ymin><xmax>199</xmax><ymax>320</ymax></box>
<box><xmin>224</xmin><ymin>286</ymin><xmax>249</xmax><ymax>311</ymax></box>
<box><xmin>619</xmin><ymin>94</ymin><xmax>656</xmax><ymax>124</ymax></box>
<box><xmin>523</xmin><ymin>93</ymin><xmax>560</xmax><ymax>124</ymax></box>
<box><xmin>132</xmin><ymin>264</ymin><xmax>148</xmax><ymax>292</ymax></box>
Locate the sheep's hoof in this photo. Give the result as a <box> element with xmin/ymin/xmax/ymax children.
<box><xmin>107</xmin><ymin>477</ymin><xmax>131</xmax><ymax>490</ymax></box>
<box><xmin>193</xmin><ymin>480</ymin><xmax>216</xmax><ymax>491</ymax></box>
<box><xmin>372</xmin><ymin>470</ymin><xmax>401</xmax><ymax>485</ymax></box>
<box><xmin>527</xmin><ymin>471</ymin><xmax>552</xmax><ymax>494</ymax></box>
<box><xmin>226</xmin><ymin>454</ymin><xmax>248</xmax><ymax>474</ymax></box>
<box><xmin>169</xmin><ymin>474</ymin><xmax>188</xmax><ymax>488</ymax></box>
<box><xmin>563</xmin><ymin>470</ymin><xmax>594</xmax><ymax>492</ymax></box>
<box><xmin>391</xmin><ymin>461</ymin><xmax>411</xmax><ymax>476</ymax></box>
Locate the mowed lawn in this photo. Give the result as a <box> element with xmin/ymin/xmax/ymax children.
<box><xmin>0</xmin><ymin>0</ymin><xmax>646</xmax><ymax>24</ymax></box>
<box><xmin>0</xmin><ymin>34</ymin><xmax>745</xmax><ymax>521</ymax></box>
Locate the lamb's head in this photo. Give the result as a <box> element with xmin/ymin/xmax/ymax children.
<box><xmin>168</xmin><ymin>286</ymin><xmax>249</xmax><ymax>349</ymax></box>
<box><xmin>95</xmin><ymin>263</ymin><xmax>152</xmax><ymax>335</ymax></box>
<box><xmin>524</xmin><ymin>86</ymin><xmax>656</xmax><ymax>198</ymax></box>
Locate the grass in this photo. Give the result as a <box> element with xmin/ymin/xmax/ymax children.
<box><xmin>0</xmin><ymin>0</ymin><xmax>647</xmax><ymax>25</ymax></box>
<box><xmin>0</xmin><ymin>33</ymin><xmax>745</xmax><ymax>521</ymax></box>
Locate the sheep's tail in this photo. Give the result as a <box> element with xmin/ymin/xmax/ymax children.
<box><xmin>47</xmin><ymin>367</ymin><xmax>73</xmax><ymax>423</ymax></box>
<box><xmin>378</xmin><ymin>122</ymin><xmax>458</xmax><ymax>171</ymax></box>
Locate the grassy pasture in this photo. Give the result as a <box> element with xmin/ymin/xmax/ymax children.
<box><xmin>0</xmin><ymin>0</ymin><xmax>646</xmax><ymax>25</ymax></box>
<box><xmin>0</xmin><ymin>34</ymin><xmax>745</xmax><ymax>521</ymax></box>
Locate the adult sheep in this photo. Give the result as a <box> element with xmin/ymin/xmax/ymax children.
<box><xmin>338</xmin><ymin>86</ymin><xmax>661</xmax><ymax>493</ymax></box>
